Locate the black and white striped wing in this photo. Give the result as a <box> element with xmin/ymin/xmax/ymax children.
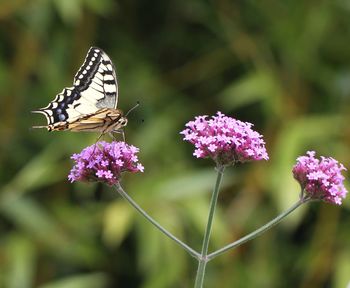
<box><xmin>33</xmin><ymin>47</ymin><xmax>118</xmax><ymax>127</ymax></box>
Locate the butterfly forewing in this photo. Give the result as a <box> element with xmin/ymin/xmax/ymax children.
<box><xmin>32</xmin><ymin>47</ymin><xmax>126</xmax><ymax>133</ymax></box>
<box><xmin>73</xmin><ymin>47</ymin><xmax>118</xmax><ymax>110</ymax></box>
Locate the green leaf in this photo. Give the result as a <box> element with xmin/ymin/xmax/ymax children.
<box><xmin>5</xmin><ymin>234</ymin><xmax>36</xmax><ymax>288</ymax></box>
<box><xmin>52</xmin><ymin>0</ymin><xmax>82</xmax><ymax>24</ymax></box>
<box><xmin>38</xmin><ymin>273</ymin><xmax>110</xmax><ymax>288</ymax></box>
<box><xmin>220</xmin><ymin>69</ymin><xmax>282</xmax><ymax>113</ymax></box>
<box><xmin>102</xmin><ymin>200</ymin><xmax>134</xmax><ymax>247</ymax></box>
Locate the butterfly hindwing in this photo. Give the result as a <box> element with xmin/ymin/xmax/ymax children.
<box><xmin>36</xmin><ymin>88</ymin><xmax>82</xmax><ymax>125</ymax></box>
<box><xmin>33</xmin><ymin>47</ymin><xmax>119</xmax><ymax>129</ymax></box>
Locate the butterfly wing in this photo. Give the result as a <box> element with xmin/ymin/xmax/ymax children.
<box><xmin>33</xmin><ymin>47</ymin><xmax>118</xmax><ymax>129</ymax></box>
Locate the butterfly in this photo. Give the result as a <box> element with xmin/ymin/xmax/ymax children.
<box><xmin>32</xmin><ymin>47</ymin><xmax>128</xmax><ymax>136</ymax></box>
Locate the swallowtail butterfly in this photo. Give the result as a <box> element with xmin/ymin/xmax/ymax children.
<box><xmin>32</xmin><ymin>47</ymin><xmax>128</xmax><ymax>134</ymax></box>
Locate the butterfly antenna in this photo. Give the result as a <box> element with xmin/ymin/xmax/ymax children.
<box><xmin>125</xmin><ymin>101</ymin><xmax>140</xmax><ymax>117</ymax></box>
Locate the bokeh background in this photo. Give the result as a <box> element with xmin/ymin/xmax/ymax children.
<box><xmin>1</xmin><ymin>1</ymin><xmax>349</xmax><ymax>287</ymax></box>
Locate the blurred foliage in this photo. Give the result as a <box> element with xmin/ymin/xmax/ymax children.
<box><xmin>0</xmin><ymin>0</ymin><xmax>349</xmax><ymax>287</ymax></box>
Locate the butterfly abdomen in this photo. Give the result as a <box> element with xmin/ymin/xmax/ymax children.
<box><xmin>65</xmin><ymin>108</ymin><xmax>127</xmax><ymax>133</ymax></box>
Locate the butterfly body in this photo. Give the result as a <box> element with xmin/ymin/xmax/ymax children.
<box><xmin>33</xmin><ymin>47</ymin><xmax>127</xmax><ymax>134</ymax></box>
<box><xmin>43</xmin><ymin>108</ymin><xmax>127</xmax><ymax>133</ymax></box>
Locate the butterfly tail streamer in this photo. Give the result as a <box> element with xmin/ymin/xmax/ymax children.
<box><xmin>31</xmin><ymin>125</ymin><xmax>48</xmax><ymax>129</ymax></box>
<box><xmin>31</xmin><ymin>110</ymin><xmax>48</xmax><ymax>129</ymax></box>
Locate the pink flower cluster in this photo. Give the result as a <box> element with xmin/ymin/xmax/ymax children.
<box><xmin>180</xmin><ymin>112</ymin><xmax>269</xmax><ymax>166</ymax></box>
<box><xmin>68</xmin><ymin>141</ymin><xmax>144</xmax><ymax>185</ymax></box>
<box><xmin>293</xmin><ymin>151</ymin><xmax>347</xmax><ymax>205</ymax></box>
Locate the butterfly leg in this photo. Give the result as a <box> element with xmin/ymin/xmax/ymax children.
<box><xmin>109</xmin><ymin>129</ymin><xmax>126</xmax><ymax>142</ymax></box>
<box><xmin>89</xmin><ymin>132</ymin><xmax>105</xmax><ymax>160</ymax></box>
<box><xmin>108</xmin><ymin>132</ymin><xmax>117</xmax><ymax>140</ymax></box>
<box><xmin>121</xmin><ymin>130</ymin><xmax>126</xmax><ymax>142</ymax></box>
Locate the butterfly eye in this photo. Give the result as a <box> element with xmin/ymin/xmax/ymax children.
<box><xmin>121</xmin><ymin>118</ymin><xmax>128</xmax><ymax>126</ymax></box>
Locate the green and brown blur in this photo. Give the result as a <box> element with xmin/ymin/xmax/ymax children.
<box><xmin>0</xmin><ymin>1</ymin><xmax>349</xmax><ymax>287</ymax></box>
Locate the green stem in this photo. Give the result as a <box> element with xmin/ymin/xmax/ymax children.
<box><xmin>114</xmin><ymin>183</ymin><xmax>200</xmax><ymax>259</ymax></box>
<box><xmin>194</xmin><ymin>165</ymin><xmax>225</xmax><ymax>288</ymax></box>
<box><xmin>207</xmin><ymin>197</ymin><xmax>310</xmax><ymax>261</ymax></box>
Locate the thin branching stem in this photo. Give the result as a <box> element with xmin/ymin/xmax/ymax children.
<box><xmin>114</xmin><ymin>183</ymin><xmax>200</xmax><ymax>259</ymax></box>
<box><xmin>207</xmin><ymin>196</ymin><xmax>310</xmax><ymax>261</ymax></box>
<box><xmin>194</xmin><ymin>165</ymin><xmax>225</xmax><ymax>288</ymax></box>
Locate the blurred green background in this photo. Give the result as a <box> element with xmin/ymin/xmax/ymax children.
<box><xmin>1</xmin><ymin>0</ymin><xmax>349</xmax><ymax>287</ymax></box>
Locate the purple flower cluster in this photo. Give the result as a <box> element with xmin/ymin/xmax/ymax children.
<box><xmin>180</xmin><ymin>112</ymin><xmax>269</xmax><ymax>166</ymax></box>
<box><xmin>68</xmin><ymin>141</ymin><xmax>144</xmax><ymax>185</ymax></box>
<box><xmin>293</xmin><ymin>151</ymin><xmax>347</xmax><ymax>205</ymax></box>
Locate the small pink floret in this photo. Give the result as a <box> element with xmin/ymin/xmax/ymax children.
<box><xmin>292</xmin><ymin>151</ymin><xmax>347</xmax><ymax>205</ymax></box>
<box><xmin>68</xmin><ymin>141</ymin><xmax>144</xmax><ymax>185</ymax></box>
<box><xmin>180</xmin><ymin>112</ymin><xmax>269</xmax><ymax>166</ymax></box>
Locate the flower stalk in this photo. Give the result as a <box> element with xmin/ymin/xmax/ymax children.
<box><xmin>114</xmin><ymin>182</ymin><xmax>200</xmax><ymax>259</ymax></box>
<box><xmin>194</xmin><ymin>165</ymin><xmax>225</xmax><ymax>288</ymax></box>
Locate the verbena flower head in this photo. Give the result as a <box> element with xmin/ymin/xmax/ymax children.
<box><xmin>293</xmin><ymin>151</ymin><xmax>347</xmax><ymax>205</ymax></box>
<box><xmin>180</xmin><ymin>112</ymin><xmax>269</xmax><ymax>166</ymax></box>
<box><xmin>68</xmin><ymin>141</ymin><xmax>144</xmax><ymax>185</ymax></box>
